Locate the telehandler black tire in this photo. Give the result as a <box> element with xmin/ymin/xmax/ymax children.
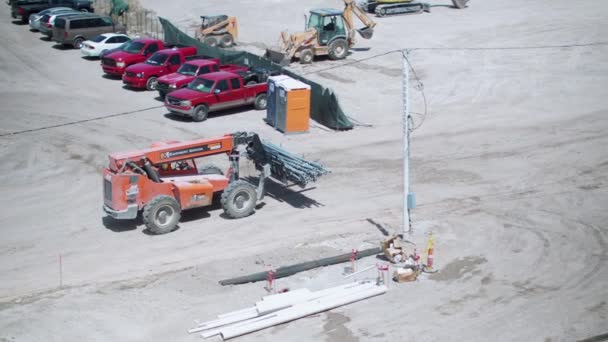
<box><xmin>328</xmin><ymin>38</ymin><xmax>348</xmax><ymax>60</ymax></box>
<box><xmin>143</xmin><ymin>195</ymin><xmax>181</xmax><ymax>234</ymax></box>
<box><xmin>221</xmin><ymin>180</ymin><xmax>257</xmax><ymax>219</ymax></box>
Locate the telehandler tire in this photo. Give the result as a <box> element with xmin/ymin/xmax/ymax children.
<box><xmin>143</xmin><ymin>195</ymin><xmax>181</xmax><ymax>234</ymax></box>
<box><xmin>221</xmin><ymin>180</ymin><xmax>257</xmax><ymax>219</ymax></box>
<box><xmin>328</xmin><ymin>38</ymin><xmax>348</xmax><ymax>60</ymax></box>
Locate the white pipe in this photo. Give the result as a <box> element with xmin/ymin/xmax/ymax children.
<box><xmin>220</xmin><ymin>285</ymin><xmax>387</xmax><ymax>340</ymax></box>
<box><xmin>255</xmin><ymin>282</ymin><xmax>374</xmax><ymax>314</ymax></box>
<box><xmin>260</xmin><ymin>288</ymin><xmax>311</xmax><ymax>303</ymax></box>
<box><xmin>201</xmin><ymin>313</ymin><xmax>278</xmax><ymax>338</ymax></box>
<box><xmin>343</xmin><ymin>265</ymin><xmax>376</xmax><ymax>279</ymax></box>
<box><xmin>217</xmin><ymin>306</ymin><xmax>257</xmax><ymax>319</ymax></box>
<box><xmin>188</xmin><ymin>308</ymin><xmax>259</xmax><ymax>334</ymax></box>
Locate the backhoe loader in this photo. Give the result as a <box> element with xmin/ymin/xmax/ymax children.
<box><xmin>265</xmin><ymin>0</ymin><xmax>376</xmax><ymax>65</ymax></box>
<box><xmin>195</xmin><ymin>15</ymin><xmax>239</xmax><ymax>48</ymax></box>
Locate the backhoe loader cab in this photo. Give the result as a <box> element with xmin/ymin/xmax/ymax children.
<box><xmin>306</xmin><ymin>9</ymin><xmax>347</xmax><ymax>46</ymax></box>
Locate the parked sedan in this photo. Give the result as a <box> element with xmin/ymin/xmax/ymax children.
<box><xmin>81</xmin><ymin>33</ymin><xmax>131</xmax><ymax>57</ymax></box>
<box><xmin>28</xmin><ymin>7</ymin><xmax>73</xmax><ymax>31</ymax></box>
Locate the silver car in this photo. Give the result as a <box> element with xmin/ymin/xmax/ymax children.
<box><xmin>28</xmin><ymin>7</ymin><xmax>73</xmax><ymax>31</ymax></box>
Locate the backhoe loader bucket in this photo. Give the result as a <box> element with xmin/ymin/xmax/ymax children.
<box><xmin>357</xmin><ymin>26</ymin><xmax>374</xmax><ymax>39</ymax></box>
<box><xmin>265</xmin><ymin>48</ymin><xmax>291</xmax><ymax>66</ymax></box>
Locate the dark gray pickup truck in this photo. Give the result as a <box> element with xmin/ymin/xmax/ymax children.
<box><xmin>11</xmin><ymin>0</ymin><xmax>93</xmax><ymax>23</ymax></box>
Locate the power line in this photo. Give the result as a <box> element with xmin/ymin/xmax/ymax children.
<box><xmin>0</xmin><ymin>105</ymin><xmax>165</xmax><ymax>137</ymax></box>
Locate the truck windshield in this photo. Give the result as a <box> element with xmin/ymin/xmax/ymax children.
<box><xmin>188</xmin><ymin>78</ymin><xmax>215</xmax><ymax>93</ymax></box>
<box><xmin>120</xmin><ymin>41</ymin><xmax>145</xmax><ymax>54</ymax></box>
<box><xmin>177</xmin><ymin>63</ymin><xmax>198</xmax><ymax>76</ymax></box>
<box><xmin>146</xmin><ymin>53</ymin><xmax>169</xmax><ymax>65</ymax></box>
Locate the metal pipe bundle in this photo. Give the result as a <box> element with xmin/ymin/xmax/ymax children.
<box><xmin>260</xmin><ymin>141</ymin><xmax>329</xmax><ymax>187</ymax></box>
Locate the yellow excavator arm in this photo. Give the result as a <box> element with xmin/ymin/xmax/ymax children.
<box><xmin>343</xmin><ymin>0</ymin><xmax>376</xmax><ymax>40</ymax></box>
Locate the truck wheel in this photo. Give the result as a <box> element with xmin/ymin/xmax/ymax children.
<box><xmin>299</xmin><ymin>49</ymin><xmax>314</xmax><ymax>64</ymax></box>
<box><xmin>80</xmin><ymin>8</ymin><xmax>89</xmax><ymax>12</ymax></box>
<box><xmin>73</xmin><ymin>37</ymin><xmax>84</xmax><ymax>49</ymax></box>
<box><xmin>192</xmin><ymin>104</ymin><xmax>209</xmax><ymax>122</ymax></box>
<box><xmin>221</xmin><ymin>180</ymin><xmax>257</xmax><ymax>219</ymax></box>
<box><xmin>146</xmin><ymin>76</ymin><xmax>158</xmax><ymax>91</ymax></box>
<box><xmin>254</xmin><ymin>93</ymin><xmax>267</xmax><ymax>110</ymax></box>
<box><xmin>203</xmin><ymin>36</ymin><xmax>218</xmax><ymax>47</ymax></box>
<box><xmin>220</xmin><ymin>34</ymin><xmax>234</xmax><ymax>48</ymax></box>
<box><xmin>199</xmin><ymin>164</ymin><xmax>223</xmax><ymax>175</ymax></box>
<box><xmin>328</xmin><ymin>38</ymin><xmax>348</xmax><ymax>60</ymax></box>
<box><xmin>143</xmin><ymin>195</ymin><xmax>181</xmax><ymax>234</ymax></box>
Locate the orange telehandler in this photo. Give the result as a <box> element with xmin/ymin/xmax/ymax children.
<box><xmin>102</xmin><ymin>132</ymin><xmax>327</xmax><ymax>234</ymax></box>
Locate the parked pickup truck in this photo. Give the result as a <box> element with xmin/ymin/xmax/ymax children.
<box><xmin>121</xmin><ymin>47</ymin><xmax>200</xmax><ymax>90</ymax></box>
<box><xmin>12</xmin><ymin>0</ymin><xmax>93</xmax><ymax>23</ymax></box>
<box><xmin>102</xmin><ymin>39</ymin><xmax>187</xmax><ymax>77</ymax></box>
<box><xmin>165</xmin><ymin>71</ymin><xmax>272</xmax><ymax>122</ymax></box>
<box><xmin>156</xmin><ymin>59</ymin><xmax>248</xmax><ymax>99</ymax></box>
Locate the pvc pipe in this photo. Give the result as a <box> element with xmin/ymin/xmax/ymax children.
<box><xmin>217</xmin><ymin>306</ymin><xmax>257</xmax><ymax>319</ymax></box>
<box><xmin>260</xmin><ymin>288</ymin><xmax>311</xmax><ymax>304</ymax></box>
<box><xmin>201</xmin><ymin>313</ymin><xmax>278</xmax><ymax>339</ymax></box>
<box><xmin>255</xmin><ymin>282</ymin><xmax>372</xmax><ymax>315</ymax></box>
<box><xmin>188</xmin><ymin>309</ymin><xmax>259</xmax><ymax>334</ymax></box>
<box><xmin>220</xmin><ymin>285</ymin><xmax>387</xmax><ymax>340</ymax></box>
<box><xmin>343</xmin><ymin>265</ymin><xmax>376</xmax><ymax>279</ymax></box>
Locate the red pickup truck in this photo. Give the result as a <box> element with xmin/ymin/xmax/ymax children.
<box><xmin>101</xmin><ymin>38</ymin><xmax>195</xmax><ymax>77</ymax></box>
<box><xmin>156</xmin><ymin>59</ymin><xmax>248</xmax><ymax>99</ymax></box>
<box><xmin>121</xmin><ymin>48</ymin><xmax>201</xmax><ymax>90</ymax></box>
<box><xmin>164</xmin><ymin>71</ymin><xmax>270</xmax><ymax>122</ymax></box>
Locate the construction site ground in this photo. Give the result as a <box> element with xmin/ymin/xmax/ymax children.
<box><xmin>1</xmin><ymin>0</ymin><xmax>607</xmax><ymax>341</ymax></box>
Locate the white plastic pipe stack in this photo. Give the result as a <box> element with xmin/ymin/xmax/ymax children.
<box><xmin>188</xmin><ymin>308</ymin><xmax>259</xmax><ymax>333</ymax></box>
<box><xmin>220</xmin><ymin>285</ymin><xmax>387</xmax><ymax>340</ymax></box>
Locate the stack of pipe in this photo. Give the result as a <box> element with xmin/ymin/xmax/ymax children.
<box><xmin>188</xmin><ymin>281</ymin><xmax>387</xmax><ymax>340</ymax></box>
<box><xmin>260</xmin><ymin>141</ymin><xmax>329</xmax><ymax>187</ymax></box>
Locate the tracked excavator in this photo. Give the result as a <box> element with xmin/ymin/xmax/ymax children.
<box><xmin>265</xmin><ymin>0</ymin><xmax>376</xmax><ymax>65</ymax></box>
<box><xmin>363</xmin><ymin>0</ymin><xmax>469</xmax><ymax>16</ymax></box>
<box><xmin>195</xmin><ymin>15</ymin><xmax>239</xmax><ymax>48</ymax></box>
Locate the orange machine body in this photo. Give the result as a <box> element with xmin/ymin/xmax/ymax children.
<box><xmin>103</xmin><ymin>134</ymin><xmax>235</xmax><ymax>217</ymax></box>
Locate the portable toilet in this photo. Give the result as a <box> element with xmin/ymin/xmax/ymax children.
<box><xmin>273</xmin><ymin>77</ymin><xmax>311</xmax><ymax>134</ymax></box>
<box><xmin>266</xmin><ymin>75</ymin><xmax>292</xmax><ymax>128</ymax></box>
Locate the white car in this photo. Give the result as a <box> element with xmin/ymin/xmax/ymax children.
<box><xmin>81</xmin><ymin>33</ymin><xmax>132</xmax><ymax>58</ymax></box>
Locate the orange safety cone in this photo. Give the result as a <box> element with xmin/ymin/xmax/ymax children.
<box><xmin>424</xmin><ymin>232</ymin><xmax>435</xmax><ymax>272</ymax></box>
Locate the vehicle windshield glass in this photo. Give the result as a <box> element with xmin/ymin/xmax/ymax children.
<box><xmin>188</xmin><ymin>78</ymin><xmax>215</xmax><ymax>93</ymax></box>
<box><xmin>92</xmin><ymin>35</ymin><xmax>107</xmax><ymax>43</ymax></box>
<box><xmin>120</xmin><ymin>41</ymin><xmax>145</xmax><ymax>54</ymax></box>
<box><xmin>146</xmin><ymin>53</ymin><xmax>168</xmax><ymax>65</ymax></box>
<box><xmin>307</xmin><ymin>14</ymin><xmax>321</xmax><ymax>30</ymax></box>
<box><xmin>177</xmin><ymin>63</ymin><xmax>198</xmax><ymax>76</ymax></box>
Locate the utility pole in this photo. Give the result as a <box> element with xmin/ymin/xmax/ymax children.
<box><xmin>402</xmin><ymin>50</ymin><xmax>414</xmax><ymax>236</ymax></box>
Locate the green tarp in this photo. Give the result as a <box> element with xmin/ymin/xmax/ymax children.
<box><xmin>159</xmin><ymin>17</ymin><xmax>353</xmax><ymax>130</ymax></box>
<box><xmin>110</xmin><ymin>0</ymin><xmax>129</xmax><ymax>16</ymax></box>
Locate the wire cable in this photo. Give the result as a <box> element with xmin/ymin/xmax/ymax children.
<box><xmin>0</xmin><ymin>105</ymin><xmax>165</xmax><ymax>137</ymax></box>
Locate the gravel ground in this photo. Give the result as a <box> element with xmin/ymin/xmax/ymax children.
<box><xmin>0</xmin><ymin>0</ymin><xmax>607</xmax><ymax>341</ymax></box>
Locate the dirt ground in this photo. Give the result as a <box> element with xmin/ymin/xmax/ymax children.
<box><xmin>1</xmin><ymin>0</ymin><xmax>607</xmax><ymax>341</ymax></box>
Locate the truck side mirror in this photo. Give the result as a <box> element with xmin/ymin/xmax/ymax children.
<box><xmin>214</xmin><ymin>88</ymin><xmax>221</xmax><ymax>94</ymax></box>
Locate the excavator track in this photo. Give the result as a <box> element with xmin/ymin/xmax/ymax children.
<box><xmin>374</xmin><ymin>2</ymin><xmax>429</xmax><ymax>16</ymax></box>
